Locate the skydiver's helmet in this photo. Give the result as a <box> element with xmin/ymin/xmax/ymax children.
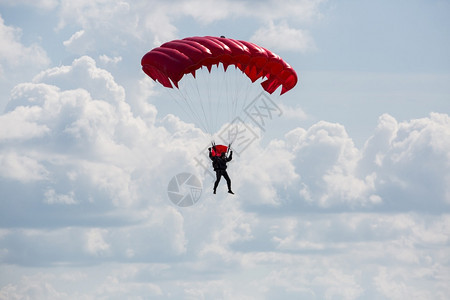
<box><xmin>221</xmin><ymin>152</ymin><xmax>226</xmax><ymax>158</ymax></box>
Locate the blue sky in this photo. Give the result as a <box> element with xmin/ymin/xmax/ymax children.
<box><xmin>0</xmin><ymin>0</ymin><xmax>449</xmax><ymax>299</ymax></box>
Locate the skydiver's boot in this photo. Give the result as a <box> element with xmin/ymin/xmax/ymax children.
<box><xmin>225</xmin><ymin>175</ymin><xmax>233</xmax><ymax>195</ymax></box>
<box><xmin>213</xmin><ymin>188</ymin><xmax>216</xmax><ymax>194</ymax></box>
<box><xmin>226</xmin><ymin>182</ymin><xmax>233</xmax><ymax>194</ymax></box>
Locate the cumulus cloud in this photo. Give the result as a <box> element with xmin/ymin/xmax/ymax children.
<box><xmin>0</xmin><ymin>53</ymin><xmax>449</xmax><ymax>297</ymax></box>
<box><xmin>232</xmin><ymin>113</ymin><xmax>450</xmax><ymax>213</ymax></box>
<box><xmin>1</xmin><ymin>56</ymin><xmax>200</xmax><ymax>212</ymax></box>
<box><xmin>0</xmin><ymin>106</ymin><xmax>50</xmax><ymax>140</ymax></box>
<box><xmin>1</xmin><ymin>1</ymin><xmax>449</xmax><ymax>298</ymax></box>
<box><xmin>0</xmin><ymin>152</ymin><xmax>49</xmax><ymax>182</ymax></box>
<box><xmin>32</xmin><ymin>56</ymin><xmax>125</xmax><ymax>104</ymax></box>
<box><xmin>361</xmin><ymin>113</ymin><xmax>450</xmax><ymax>211</ymax></box>
<box><xmin>281</xmin><ymin>121</ymin><xmax>380</xmax><ymax>209</ymax></box>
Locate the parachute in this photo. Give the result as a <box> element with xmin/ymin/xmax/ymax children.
<box><xmin>141</xmin><ymin>36</ymin><xmax>297</xmax><ymax>95</ymax></box>
<box><xmin>141</xmin><ymin>36</ymin><xmax>298</xmax><ymax>140</ymax></box>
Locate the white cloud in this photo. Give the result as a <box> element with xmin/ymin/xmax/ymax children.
<box><xmin>0</xmin><ymin>152</ymin><xmax>49</xmax><ymax>182</ymax></box>
<box><xmin>63</xmin><ymin>30</ymin><xmax>94</xmax><ymax>54</ymax></box>
<box><xmin>278</xmin><ymin>103</ymin><xmax>308</xmax><ymax>120</ymax></box>
<box><xmin>178</xmin><ymin>0</ymin><xmax>244</xmax><ymax>24</ymax></box>
<box><xmin>272</xmin><ymin>113</ymin><xmax>450</xmax><ymax>211</ymax></box>
<box><xmin>361</xmin><ymin>113</ymin><xmax>450</xmax><ymax>209</ymax></box>
<box><xmin>98</xmin><ymin>54</ymin><xmax>122</xmax><ymax>65</ymax></box>
<box><xmin>0</xmin><ymin>15</ymin><xmax>50</xmax><ymax>79</ymax></box>
<box><xmin>282</xmin><ymin>120</ymin><xmax>379</xmax><ymax>208</ymax></box>
<box><xmin>0</xmin><ymin>54</ymin><xmax>207</xmax><ymax>213</ymax></box>
<box><xmin>251</xmin><ymin>20</ymin><xmax>316</xmax><ymax>52</ymax></box>
<box><xmin>1</xmin><ymin>213</ymin><xmax>449</xmax><ymax>298</ymax></box>
<box><xmin>44</xmin><ymin>188</ymin><xmax>77</xmax><ymax>205</ymax></box>
<box><xmin>51</xmin><ymin>0</ymin><xmax>323</xmax><ymax>53</ymax></box>
<box><xmin>0</xmin><ymin>106</ymin><xmax>49</xmax><ymax>140</ymax></box>
<box><xmin>1</xmin><ymin>56</ymin><xmax>449</xmax><ymax>297</ymax></box>
<box><xmin>57</xmin><ymin>0</ymin><xmax>131</xmax><ymax>30</ymax></box>
<box><xmin>1</xmin><ymin>1</ymin><xmax>449</xmax><ymax>299</ymax></box>
<box><xmin>32</xmin><ymin>56</ymin><xmax>125</xmax><ymax>104</ymax></box>
<box><xmin>63</xmin><ymin>30</ymin><xmax>84</xmax><ymax>45</ymax></box>
<box><xmin>252</xmin><ymin>0</ymin><xmax>324</xmax><ymax>22</ymax></box>
<box><xmin>235</xmin><ymin>137</ymin><xmax>299</xmax><ymax>206</ymax></box>
<box><xmin>179</xmin><ymin>0</ymin><xmax>324</xmax><ymax>25</ymax></box>
<box><xmin>85</xmin><ymin>228</ymin><xmax>110</xmax><ymax>256</ymax></box>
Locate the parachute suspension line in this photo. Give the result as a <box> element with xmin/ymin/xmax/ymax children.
<box><xmin>198</xmin><ymin>66</ymin><xmax>211</xmax><ymax>133</ymax></box>
<box><xmin>207</xmin><ymin>67</ymin><xmax>215</xmax><ymax>134</ymax></box>
<box><xmin>213</xmin><ymin>67</ymin><xmax>225</xmax><ymax>134</ymax></box>
<box><xmin>231</xmin><ymin>66</ymin><xmax>254</xmax><ymax>125</ymax></box>
<box><xmin>222</xmin><ymin>65</ymin><xmax>233</xmax><ymax>133</ymax></box>
<box><xmin>234</xmin><ymin>66</ymin><xmax>249</xmax><ymax>118</ymax></box>
<box><xmin>142</xmin><ymin>36</ymin><xmax>299</xmax><ymax>142</ymax></box>
<box><xmin>190</xmin><ymin>68</ymin><xmax>213</xmax><ymax>134</ymax></box>
<box><xmin>234</xmin><ymin>67</ymin><xmax>246</xmax><ymax>124</ymax></box>
<box><xmin>220</xmin><ymin>66</ymin><xmax>253</xmax><ymax>146</ymax></box>
<box><xmin>189</xmin><ymin>65</ymin><xmax>228</xmax><ymax>137</ymax></box>
<box><xmin>164</xmin><ymin>66</ymin><xmax>278</xmax><ymax>144</ymax></box>
<box><xmin>229</xmin><ymin>67</ymin><xmax>240</xmax><ymax>125</ymax></box>
<box><xmin>238</xmin><ymin>72</ymin><xmax>262</xmax><ymax>125</ymax></box>
<box><xmin>188</xmin><ymin>71</ymin><xmax>216</xmax><ymax>137</ymax></box>
<box><xmin>210</xmin><ymin>64</ymin><xmax>228</xmax><ymax>135</ymax></box>
<box><xmin>206</xmin><ymin>65</ymin><xmax>251</xmax><ymax>145</ymax></box>
<box><xmin>218</xmin><ymin>66</ymin><xmax>238</xmax><ymax>143</ymax></box>
<box><xmin>208</xmin><ymin>66</ymin><xmax>222</xmax><ymax>135</ymax></box>
<box><xmin>180</xmin><ymin>82</ymin><xmax>210</xmax><ymax>134</ymax></box>
<box><xmin>166</xmin><ymin>87</ymin><xmax>201</xmax><ymax>131</ymax></box>
<box><xmin>229</xmin><ymin>66</ymin><xmax>240</xmax><ymax>124</ymax></box>
<box><xmin>170</xmin><ymin>77</ymin><xmax>211</xmax><ymax>136</ymax></box>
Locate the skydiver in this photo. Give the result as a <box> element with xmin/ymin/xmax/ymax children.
<box><xmin>209</xmin><ymin>148</ymin><xmax>234</xmax><ymax>195</ymax></box>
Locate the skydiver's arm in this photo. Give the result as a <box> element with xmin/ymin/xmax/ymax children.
<box><xmin>227</xmin><ymin>151</ymin><xmax>233</xmax><ymax>161</ymax></box>
<box><xmin>209</xmin><ymin>148</ymin><xmax>214</xmax><ymax>160</ymax></box>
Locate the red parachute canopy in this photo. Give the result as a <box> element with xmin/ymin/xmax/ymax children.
<box><xmin>141</xmin><ymin>36</ymin><xmax>298</xmax><ymax>95</ymax></box>
<box><xmin>211</xmin><ymin>145</ymin><xmax>228</xmax><ymax>157</ymax></box>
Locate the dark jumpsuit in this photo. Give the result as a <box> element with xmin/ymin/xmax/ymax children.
<box><xmin>209</xmin><ymin>151</ymin><xmax>233</xmax><ymax>193</ymax></box>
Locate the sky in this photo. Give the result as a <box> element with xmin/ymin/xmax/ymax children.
<box><xmin>0</xmin><ymin>0</ymin><xmax>449</xmax><ymax>299</ymax></box>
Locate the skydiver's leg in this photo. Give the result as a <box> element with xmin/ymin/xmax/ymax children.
<box><xmin>213</xmin><ymin>171</ymin><xmax>222</xmax><ymax>193</ymax></box>
<box><xmin>223</xmin><ymin>171</ymin><xmax>233</xmax><ymax>194</ymax></box>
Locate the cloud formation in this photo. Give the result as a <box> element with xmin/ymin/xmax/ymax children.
<box><xmin>238</xmin><ymin>112</ymin><xmax>450</xmax><ymax>212</ymax></box>
<box><xmin>53</xmin><ymin>0</ymin><xmax>322</xmax><ymax>50</ymax></box>
<box><xmin>0</xmin><ymin>55</ymin><xmax>448</xmax><ymax>298</ymax></box>
<box><xmin>251</xmin><ymin>20</ymin><xmax>316</xmax><ymax>52</ymax></box>
<box><xmin>0</xmin><ymin>15</ymin><xmax>50</xmax><ymax>80</ymax></box>
<box><xmin>1</xmin><ymin>0</ymin><xmax>449</xmax><ymax>298</ymax></box>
